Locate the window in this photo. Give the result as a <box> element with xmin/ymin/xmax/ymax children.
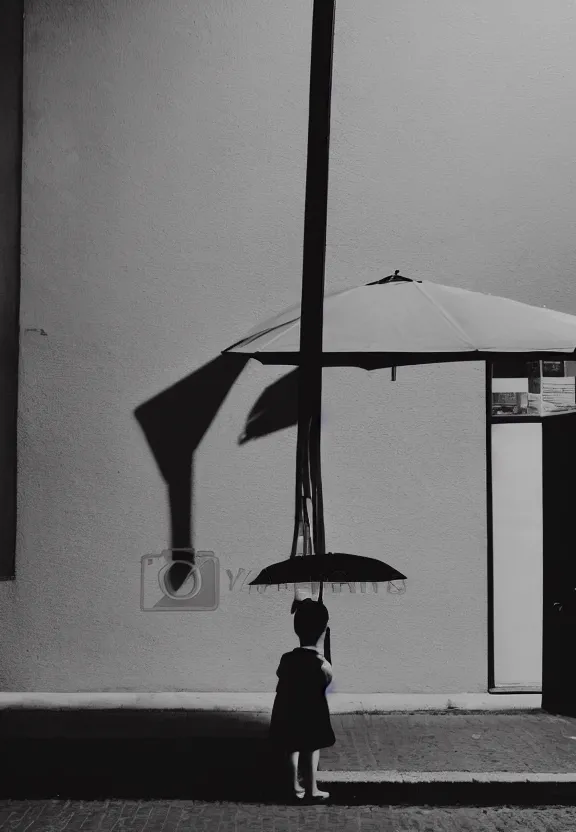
<box><xmin>491</xmin><ymin>360</ymin><xmax>576</xmax><ymax>419</ymax></box>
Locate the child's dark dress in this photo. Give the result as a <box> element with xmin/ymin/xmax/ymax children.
<box><xmin>269</xmin><ymin>647</ymin><xmax>335</xmax><ymax>751</ymax></box>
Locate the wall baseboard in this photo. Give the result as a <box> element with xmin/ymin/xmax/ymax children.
<box><xmin>0</xmin><ymin>692</ymin><xmax>542</xmax><ymax>712</ymax></box>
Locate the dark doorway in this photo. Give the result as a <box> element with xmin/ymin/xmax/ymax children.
<box><xmin>541</xmin><ymin>412</ymin><xmax>576</xmax><ymax>714</ymax></box>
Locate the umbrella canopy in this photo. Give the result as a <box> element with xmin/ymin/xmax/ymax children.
<box><xmin>249</xmin><ymin>552</ymin><xmax>406</xmax><ymax>585</ymax></box>
<box><xmin>223</xmin><ymin>274</ymin><xmax>576</xmax><ymax>369</ymax></box>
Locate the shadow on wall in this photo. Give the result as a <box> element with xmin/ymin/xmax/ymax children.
<box><xmin>238</xmin><ymin>368</ymin><xmax>298</xmax><ymax>444</ymax></box>
<box><xmin>134</xmin><ymin>356</ymin><xmax>298</xmax><ymax>584</ymax></box>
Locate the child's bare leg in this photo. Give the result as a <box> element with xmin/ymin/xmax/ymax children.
<box><xmin>300</xmin><ymin>749</ymin><xmax>329</xmax><ymax>799</ymax></box>
<box><xmin>288</xmin><ymin>751</ymin><xmax>303</xmax><ymax>795</ymax></box>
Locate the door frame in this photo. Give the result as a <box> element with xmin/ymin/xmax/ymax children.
<box><xmin>486</xmin><ymin>364</ymin><xmax>543</xmax><ymax>694</ymax></box>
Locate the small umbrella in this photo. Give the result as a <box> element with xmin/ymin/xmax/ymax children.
<box><xmin>249</xmin><ymin>552</ymin><xmax>407</xmax><ymax>586</ymax></box>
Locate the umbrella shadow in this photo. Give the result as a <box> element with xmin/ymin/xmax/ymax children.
<box><xmin>135</xmin><ymin>354</ymin><xmax>249</xmax><ymax>552</ymax></box>
<box><xmin>135</xmin><ymin>357</ymin><xmax>298</xmax><ymax>588</ymax></box>
<box><xmin>238</xmin><ymin>369</ymin><xmax>298</xmax><ymax>445</ymax></box>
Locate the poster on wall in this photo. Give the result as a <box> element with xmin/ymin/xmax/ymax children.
<box><xmin>541</xmin><ymin>377</ymin><xmax>576</xmax><ymax>415</ymax></box>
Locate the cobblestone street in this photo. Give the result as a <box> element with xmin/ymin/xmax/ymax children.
<box><xmin>2</xmin><ymin>800</ymin><xmax>576</xmax><ymax>832</ymax></box>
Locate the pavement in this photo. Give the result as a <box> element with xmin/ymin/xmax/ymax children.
<box><xmin>2</xmin><ymin>709</ymin><xmax>576</xmax><ymax>804</ymax></box>
<box><xmin>2</xmin><ymin>801</ymin><xmax>576</xmax><ymax>831</ymax></box>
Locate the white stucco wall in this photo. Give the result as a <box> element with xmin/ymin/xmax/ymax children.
<box><xmin>2</xmin><ymin>0</ymin><xmax>576</xmax><ymax>692</ymax></box>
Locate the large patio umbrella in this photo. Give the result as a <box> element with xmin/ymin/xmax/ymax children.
<box><xmin>224</xmin><ymin>271</ymin><xmax>576</xmax><ymax>369</ymax></box>
<box><xmin>227</xmin><ymin>273</ymin><xmax>576</xmax><ymax>661</ymax></box>
<box><xmin>225</xmin><ymin>273</ymin><xmax>576</xmax><ymax>594</ymax></box>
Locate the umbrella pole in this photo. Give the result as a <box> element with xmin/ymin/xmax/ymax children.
<box><xmin>290</xmin><ymin>0</ymin><xmax>335</xmax><ymax>653</ymax></box>
<box><xmin>289</xmin><ymin>411</ymin><xmax>306</xmax><ymax>558</ymax></box>
<box><xmin>294</xmin><ymin>0</ymin><xmax>335</xmax><ymax>555</ymax></box>
<box><xmin>309</xmin><ymin>411</ymin><xmax>332</xmax><ymax>663</ymax></box>
<box><xmin>293</xmin><ymin>414</ymin><xmax>318</xmax><ymax>598</ymax></box>
<box><xmin>291</xmin><ymin>0</ymin><xmax>335</xmax><ymax>615</ymax></box>
<box><xmin>309</xmin><ymin>411</ymin><xmax>326</xmax><ymax>556</ymax></box>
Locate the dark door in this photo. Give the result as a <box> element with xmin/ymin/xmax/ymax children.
<box><xmin>541</xmin><ymin>412</ymin><xmax>576</xmax><ymax>714</ymax></box>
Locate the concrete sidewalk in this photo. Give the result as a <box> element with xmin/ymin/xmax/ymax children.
<box><xmin>325</xmin><ymin>712</ymin><xmax>576</xmax><ymax>772</ymax></box>
<box><xmin>2</xmin><ymin>709</ymin><xmax>576</xmax><ymax>804</ymax></box>
<box><xmin>321</xmin><ymin>712</ymin><xmax>576</xmax><ymax>803</ymax></box>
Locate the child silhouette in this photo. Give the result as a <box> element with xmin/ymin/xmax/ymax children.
<box><xmin>269</xmin><ymin>596</ymin><xmax>335</xmax><ymax>801</ymax></box>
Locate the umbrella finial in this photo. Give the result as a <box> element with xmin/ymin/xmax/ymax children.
<box><xmin>367</xmin><ymin>270</ymin><xmax>413</xmax><ymax>286</ymax></box>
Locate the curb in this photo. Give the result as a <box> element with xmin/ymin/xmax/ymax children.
<box><xmin>315</xmin><ymin>771</ymin><xmax>576</xmax><ymax>806</ymax></box>
<box><xmin>3</xmin><ymin>770</ymin><xmax>576</xmax><ymax>805</ymax></box>
<box><xmin>321</xmin><ymin>770</ymin><xmax>576</xmax><ymax>784</ymax></box>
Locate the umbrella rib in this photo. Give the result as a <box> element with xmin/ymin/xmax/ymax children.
<box><xmin>238</xmin><ymin>285</ymin><xmax>361</xmax><ymax>353</ymax></box>
<box><xmin>413</xmin><ymin>281</ymin><xmax>476</xmax><ymax>350</ymax></box>
<box><xmin>225</xmin><ymin>285</ymin><xmax>369</xmax><ymax>355</ymax></box>
<box><xmin>249</xmin><ymin>317</ymin><xmax>303</xmax><ymax>352</ymax></box>
<box><xmin>225</xmin><ymin>317</ymin><xmax>301</xmax><ymax>352</ymax></box>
